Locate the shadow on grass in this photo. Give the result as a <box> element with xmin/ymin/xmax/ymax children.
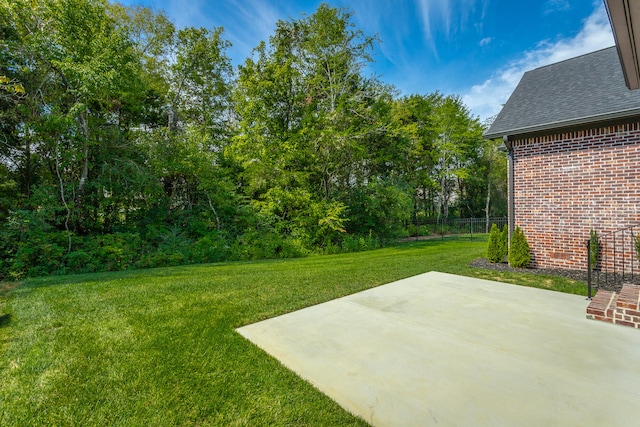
<box><xmin>391</xmin><ymin>234</ymin><xmax>488</xmax><ymax>250</ymax></box>
<box><xmin>15</xmin><ymin>263</ymin><xmax>229</xmax><ymax>290</ymax></box>
<box><xmin>14</xmin><ymin>236</ymin><xmax>489</xmax><ymax>289</ymax></box>
<box><xmin>0</xmin><ymin>313</ymin><xmax>11</xmax><ymax>328</ymax></box>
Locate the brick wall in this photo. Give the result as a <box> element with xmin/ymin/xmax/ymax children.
<box><xmin>511</xmin><ymin>122</ymin><xmax>640</xmax><ymax>271</ymax></box>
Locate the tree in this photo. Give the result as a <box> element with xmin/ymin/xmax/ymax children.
<box><xmin>230</xmin><ymin>3</ymin><xmax>398</xmax><ymax>241</ymax></box>
<box><xmin>385</xmin><ymin>94</ymin><xmax>436</xmax><ymax>226</ymax></box>
<box><xmin>485</xmin><ymin>139</ymin><xmax>508</xmax><ymax>222</ymax></box>
<box><xmin>3</xmin><ymin>0</ymin><xmax>150</xmax><ymax>240</ymax></box>
<box><xmin>430</xmin><ymin>95</ymin><xmax>484</xmax><ymax>224</ymax></box>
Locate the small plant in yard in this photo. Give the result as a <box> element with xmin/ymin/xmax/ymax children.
<box><xmin>590</xmin><ymin>229</ymin><xmax>599</xmax><ymax>270</ymax></box>
<box><xmin>486</xmin><ymin>223</ymin><xmax>507</xmax><ymax>263</ymax></box>
<box><xmin>508</xmin><ymin>226</ymin><xmax>530</xmax><ymax>268</ymax></box>
<box><xmin>634</xmin><ymin>233</ymin><xmax>640</xmax><ymax>264</ymax></box>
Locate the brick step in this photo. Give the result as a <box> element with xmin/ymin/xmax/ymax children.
<box><xmin>587</xmin><ymin>284</ymin><xmax>640</xmax><ymax>329</ymax></box>
<box><xmin>586</xmin><ymin>290</ymin><xmax>616</xmax><ymax>323</ymax></box>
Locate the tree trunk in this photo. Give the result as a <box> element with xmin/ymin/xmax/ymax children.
<box><xmin>206</xmin><ymin>193</ymin><xmax>221</xmax><ymax>231</ymax></box>
<box><xmin>55</xmin><ymin>146</ymin><xmax>72</xmax><ymax>253</ymax></box>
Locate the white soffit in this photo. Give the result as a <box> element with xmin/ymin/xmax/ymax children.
<box><xmin>606</xmin><ymin>0</ymin><xmax>640</xmax><ymax>90</ymax></box>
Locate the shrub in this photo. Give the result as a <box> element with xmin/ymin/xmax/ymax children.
<box><xmin>12</xmin><ymin>234</ymin><xmax>66</xmax><ymax>278</ymax></box>
<box><xmin>406</xmin><ymin>225</ymin><xmax>431</xmax><ymax>238</ymax></box>
<box><xmin>84</xmin><ymin>233</ymin><xmax>144</xmax><ymax>272</ymax></box>
<box><xmin>135</xmin><ymin>252</ymin><xmax>180</xmax><ymax>269</ymax></box>
<box><xmin>190</xmin><ymin>231</ymin><xmax>231</xmax><ymax>264</ymax></box>
<box><xmin>590</xmin><ymin>229</ymin><xmax>599</xmax><ymax>270</ymax></box>
<box><xmin>65</xmin><ymin>250</ymin><xmax>97</xmax><ymax>273</ymax></box>
<box><xmin>340</xmin><ymin>231</ymin><xmax>382</xmax><ymax>253</ymax></box>
<box><xmin>501</xmin><ymin>224</ymin><xmax>508</xmax><ymax>254</ymax></box>
<box><xmin>486</xmin><ymin>224</ymin><xmax>503</xmax><ymax>263</ymax></box>
<box><xmin>508</xmin><ymin>226</ymin><xmax>530</xmax><ymax>268</ymax></box>
<box><xmin>230</xmin><ymin>231</ymin><xmax>308</xmax><ymax>261</ymax></box>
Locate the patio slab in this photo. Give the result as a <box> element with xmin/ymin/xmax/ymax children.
<box><xmin>236</xmin><ymin>271</ymin><xmax>640</xmax><ymax>426</ymax></box>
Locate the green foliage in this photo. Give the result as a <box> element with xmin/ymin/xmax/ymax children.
<box><xmin>86</xmin><ymin>233</ymin><xmax>144</xmax><ymax>272</ymax></box>
<box><xmin>346</xmin><ymin>179</ymin><xmax>413</xmax><ymax>238</ymax></box>
<box><xmin>338</xmin><ymin>231</ymin><xmax>383</xmax><ymax>253</ymax></box>
<box><xmin>11</xmin><ymin>233</ymin><xmax>67</xmax><ymax>278</ymax></box>
<box><xmin>190</xmin><ymin>231</ymin><xmax>231</xmax><ymax>264</ymax></box>
<box><xmin>230</xmin><ymin>230</ymin><xmax>309</xmax><ymax>261</ymax></box>
<box><xmin>500</xmin><ymin>224</ymin><xmax>508</xmax><ymax>260</ymax></box>
<box><xmin>486</xmin><ymin>223</ymin><xmax>507</xmax><ymax>263</ymax></box>
<box><xmin>0</xmin><ymin>209</ymin><xmax>59</xmax><ymax>279</ymax></box>
<box><xmin>501</xmin><ymin>224</ymin><xmax>508</xmax><ymax>248</ymax></box>
<box><xmin>406</xmin><ymin>224</ymin><xmax>433</xmax><ymax>238</ymax></box>
<box><xmin>0</xmin><ymin>165</ymin><xmax>18</xmax><ymax>223</ymax></box>
<box><xmin>0</xmin><ymin>1</ymin><xmax>505</xmax><ymax>279</ymax></box>
<box><xmin>508</xmin><ymin>226</ymin><xmax>531</xmax><ymax>268</ymax></box>
<box><xmin>590</xmin><ymin>229</ymin><xmax>599</xmax><ymax>270</ymax></box>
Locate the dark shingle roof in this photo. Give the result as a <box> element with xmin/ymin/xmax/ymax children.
<box><xmin>484</xmin><ymin>46</ymin><xmax>640</xmax><ymax>139</ymax></box>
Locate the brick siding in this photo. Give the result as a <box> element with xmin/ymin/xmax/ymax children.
<box><xmin>511</xmin><ymin>122</ymin><xmax>640</xmax><ymax>270</ymax></box>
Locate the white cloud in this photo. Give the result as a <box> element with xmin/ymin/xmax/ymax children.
<box><xmin>462</xmin><ymin>2</ymin><xmax>614</xmax><ymax>121</ymax></box>
<box><xmin>157</xmin><ymin>0</ymin><xmax>288</xmax><ymax>67</ymax></box>
<box><xmin>219</xmin><ymin>0</ymin><xmax>285</xmax><ymax>62</ymax></box>
<box><xmin>416</xmin><ymin>0</ymin><xmax>440</xmax><ymax>55</ymax></box>
<box><xmin>544</xmin><ymin>0</ymin><xmax>570</xmax><ymax>14</ymax></box>
<box><xmin>416</xmin><ymin>0</ymin><xmax>478</xmax><ymax>56</ymax></box>
<box><xmin>479</xmin><ymin>36</ymin><xmax>492</xmax><ymax>46</ymax></box>
<box><xmin>162</xmin><ymin>0</ymin><xmax>207</xmax><ymax>29</ymax></box>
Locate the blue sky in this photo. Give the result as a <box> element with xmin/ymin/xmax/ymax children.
<box><xmin>115</xmin><ymin>0</ymin><xmax>614</xmax><ymax>122</ymax></box>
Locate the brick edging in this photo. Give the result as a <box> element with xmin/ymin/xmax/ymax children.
<box><xmin>587</xmin><ymin>284</ymin><xmax>640</xmax><ymax>329</ymax></box>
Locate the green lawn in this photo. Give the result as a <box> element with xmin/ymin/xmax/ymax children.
<box><xmin>0</xmin><ymin>236</ymin><xmax>586</xmax><ymax>426</ymax></box>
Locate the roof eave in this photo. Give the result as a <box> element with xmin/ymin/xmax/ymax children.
<box><xmin>605</xmin><ymin>0</ymin><xmax>640</xmax><ymax>90</ymax></box>
<box><xmin>483</xmin><ymin>108</ymin><xmax>640</xmax><ymax>140</ymax></box>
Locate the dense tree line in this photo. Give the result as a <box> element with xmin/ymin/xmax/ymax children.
<box><xmin>0</xmin><ymin>0</ymin><xmax>506</xmax><ymax>278</ymax></box>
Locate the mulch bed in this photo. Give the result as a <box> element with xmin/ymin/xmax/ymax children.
<box><xmin>469</xmin><ymin>258</ymin><xmax>631</xmax><ymax>293</ymax></box>
<box><xmin>469</xmin><ymin>258</ymin><xmax>589</xmax><ymax>282</ymax></box>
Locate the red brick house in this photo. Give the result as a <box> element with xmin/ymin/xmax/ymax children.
<box><xmin>484</xmin><ymin>46</ymin><xmax>640</xmax><ymax>271</ymax></box>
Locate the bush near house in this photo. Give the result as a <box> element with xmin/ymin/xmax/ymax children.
<box><xmin>501</xmin><ymin>224</ymin><xmax>508</xmax><ymax>253</ymax></box>
<box><xmin>509</xmin><ymin>226</ymin><xmax>531</xmax><ymax>268</ymax></box>
<box><xmin>487</xmin><ymin>223</ymin><xmax>507</xmax><ymax>263</ymax></box>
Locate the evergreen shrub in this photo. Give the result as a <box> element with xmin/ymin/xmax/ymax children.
<box><xmin>508</xmin><ymin>226</ymin><xmax>530</xmax><ymax>268</ymax></box>
<box><xmin>501</xmin><ymin>224</ymin><xmax>508</xmax><ymax>253</ymax></box>
<box><xmin>486</xmin><ymin>224</ymin><xmax>503</xmax><ymax>263</ymax></box>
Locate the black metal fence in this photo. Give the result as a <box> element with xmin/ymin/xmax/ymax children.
<box><xmin>587</xmin><ymin>224</ymin><xmax>640</xmax><ymax>298</ymax></box>
<box><xmin>409</xmin><ymin>217</ymin><xmax>508</xmax><ymax>239</ymax></box>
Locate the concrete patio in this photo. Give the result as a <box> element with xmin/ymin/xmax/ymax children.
<box><xmin>237</xmin><ymin>272</ymin><xmax>640</xmax><ymax>426</ymax></box>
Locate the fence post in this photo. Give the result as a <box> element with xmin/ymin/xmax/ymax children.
<box><xmin>587</xmin><ymin>239</ymin><xmax>592</xmax><ymax>300</ymax></box>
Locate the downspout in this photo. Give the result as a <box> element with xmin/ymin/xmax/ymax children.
<box><xmin>503</xmin><ymin>135</ymin><xmax>515</xmax><ymax>246</ymax></box>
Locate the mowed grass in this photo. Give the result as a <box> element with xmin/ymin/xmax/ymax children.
<box><xmin>0</xmin><ymin>236</ymin><xmax>586</xmax><ymax>426</ymax></box>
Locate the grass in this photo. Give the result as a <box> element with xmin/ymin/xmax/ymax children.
<box><xmin>0</xmin><ymin>236</ymin><xmax>587</xmax><ymax>426</ymax></box>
